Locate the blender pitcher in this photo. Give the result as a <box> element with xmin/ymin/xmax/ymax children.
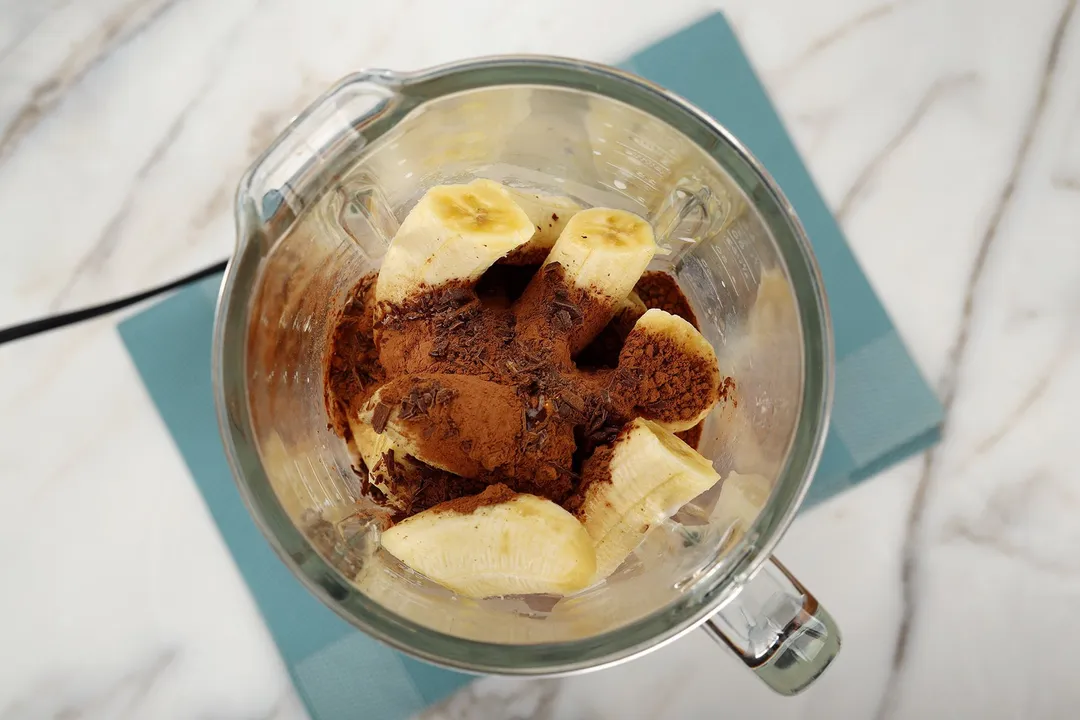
<box><xmin>213</xmin><ymin>57</ymin><xmax>838</xmax><ymax>695</ymax></box>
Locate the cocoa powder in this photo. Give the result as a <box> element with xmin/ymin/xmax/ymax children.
<box><xmin>634</xmin><ymin>271</ymin><xmax>699</xmax><ymax>327</ymax></box>
<box><xmin>324</xmin><ymin>272</ymin><xmax>384</xmax><ymax>443</ymax></box>
<box><xmin>325</xmin><ymin>261</ymin><xmax>717</xmax><ymax>518</ymax></box>
<box><xmin>372</xmin><ymin>373</ymin><xmax>578</xmax><ymax>502</ymax></box>
<box><xmin>615</xmin><ymin>329</ymin><xmax>719</xmax><ymax>427</ymax></box>
<box><xmin>374</xmin><ymin>449</ymin><xmax>487</xmax><ymax>519</ymax></box>
<box><xmin>430</xmin><ymin>483</ymin><xmax>518</xmax><ymax>515</ymax></box>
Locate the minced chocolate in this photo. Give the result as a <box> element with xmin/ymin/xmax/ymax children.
<box><xmin>325</xmin><ymin>260</ymin><xmax>722</xmax><ymax>519</ymax></box>
<box><xmin>372</xmin><ymin>449</ymin><xmax>487</xmax><ymax>519</ymax></box>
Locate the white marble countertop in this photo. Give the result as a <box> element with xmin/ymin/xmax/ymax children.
<box><xmin>2</xmin><ymin>0</ymin><xmax>1079</xmax><ymax>717</ymax></box>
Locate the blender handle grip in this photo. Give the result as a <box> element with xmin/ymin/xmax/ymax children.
<box><xmin>701</xmin><ymin>556</ymin><xmax>841</xmax><ymax>695</ymax></box>
<box><xmin>237</xmin><ymin>71</ymin><xmax>402</xmax><ymax>236</ymax></box>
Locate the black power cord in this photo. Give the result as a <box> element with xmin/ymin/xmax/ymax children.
<box><xmin>0</xmin><ymin>259</ymin><xmax>229</xmax><ymax>347</ymax></box>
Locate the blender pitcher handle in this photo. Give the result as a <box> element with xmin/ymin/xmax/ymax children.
<box><xmin>702</xmin><ymin>556</ymin><xmax>840</xmax><ymax>695</ymax></box>
<box><xmin>237</xmin><ymin>70</ymin><xmax>402</xmax><ymax>239</ymax></box>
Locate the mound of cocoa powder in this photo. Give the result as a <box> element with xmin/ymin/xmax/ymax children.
<box><xmin>324</xmin><ymin>263</ymin><xmax>723</xmax><ymax>519</ymax></box>
<box><xmin>430</xmin><ymin>482</ymin><xmax>518</xmax><ymax>515</ymax></box>
<box><xmin>368</xmin><ymin>373</ymin><xmax>578</xmax><ymax>501</ymax></box>
<box><xmin>634</xmin><ymin>271</ymin><xmax>699</xmax><ymax>326</ymax></box>
<box><xmin>615</xmin><ymin>329</ymin><xmax>718</xmax><ymax>425</ymax></box>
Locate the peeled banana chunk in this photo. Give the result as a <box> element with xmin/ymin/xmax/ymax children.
<box><xmin>358</xmin><ymin>373</ymin><xmax>575</xmax><ymax>490</ymax></box>
<box><xmin>513</xmin><ymin>207</ymin><xmax>658</xmax><ymax>355</ymax></box>
<box><xmin>616</xmin><ymin>309</ymin><xmax>723</xmax><ymax>432</ymax></box>
<box><xmin>375</xmin><ymin>179</ymin><xmax>536</xmax><ymax>307</ymax></box>
<box><xmin>380</xmin><ymin>484</ymin><xmax>597</xmax><ymax>598</ymax></box>
<box><xmin>569</xmin><ymin>418</ymin><xmax>721</xmax><ymax>581</ymax></box>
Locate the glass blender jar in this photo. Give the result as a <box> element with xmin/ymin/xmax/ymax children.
<box><xmin>213</xmin><ymin>56</ymin><xmax>837</xmax><ymax>695</ymax></box>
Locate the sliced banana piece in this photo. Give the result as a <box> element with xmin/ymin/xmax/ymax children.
<box><xmin>572</xmin><ymin>418</ymin><xmax>720</xmax><ymax>581</ymax></box>
<box><xmin>617</xmin><ymin>308</ymin><xmax>723</xmax><ymax>432</ymax></box>
<box><xmin>358</xmin><ymin>374</ymin><xmax>519</xmax><ymax>478</ymax></box>
<box><xmin>546</xmin><ymin>207</ymin><xmax>656</xmax><ymax>302</ymax></box>
<box><xmin>358</xmin><ymin>373</ymin><xmax>575</xmax><ymax>488</ymax></box>
<box><xmin>375</xmin><ymin>179</ymin><xmax>535</xmax><ymax>306</ymax></box>
<box><xmin>514</xmin><ymin>207</ymin><xmax>657</xmax><ymax>355</ymax></box>
<box><xmin>348</xmin><ymin>417</ymin><xmax>417</xmax><ymax>514</ymax></box>
<box><xmin>381</xmin><ymin>484</ymin><xmax>597</xmax><ymax>598</ymax></box>
<box><xmin>501</xmin><ymin>188</ymin><xmax>582</xmax><ymax>264</ymax></box>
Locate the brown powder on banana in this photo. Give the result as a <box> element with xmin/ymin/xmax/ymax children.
<box><xmin>327</xmin><ymin>265</ymin><xmax>721</xmax><ymax>518</ymax></box>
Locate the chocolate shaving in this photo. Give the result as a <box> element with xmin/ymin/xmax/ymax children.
<box><xmin>548</xmin><ymin>462</ymin><xmax>579</xmax><ymax>481</ymax></box>
<box><xmin>554</xmin><ymin>398</ymin><xmax>577</xmax><ymax>420</ymax></box>
<box><xmin>586</xmin><ymin>404</ymin><xmax>608</xmax><ymax>435</ymax></box>
<box><xmin>561</xmin><ymin>390</ymin><xmax>585</xmax><ymax>412</ymax></box>
<box><xmin>429</xmin><ymin>336</ymin><xmax>449</xmax><ymax>358</ymax></box>
<box><xmin>371</xmin><ymin>402</ymin><xmax>391</xmax><ymax>434</ymax></box>
<box><xmin>552</xmin><ymin>299</ymin><xmax>583</xmax><ymax>323</ymax></box>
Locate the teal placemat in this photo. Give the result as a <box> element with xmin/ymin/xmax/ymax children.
<box><xmin>118</xmin><ymin>12</ymin><xmax>941</xmax><ymax>720</ymax></box>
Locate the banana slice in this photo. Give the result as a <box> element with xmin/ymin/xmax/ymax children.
<box><xmin>381</xmin><ymin>484</ymin><xmax>597</xmax><ymax>598</ymax></box>
<box><xmin>514</xmin><ymin>207</ymin><xmax>657</xmax><ymax>355</ymax></box>
<box><xmin>375</xmin><ymin>179</ymin><xmax>536</xmax><ymax>306</ymax></box>
<box><xmin>616</xmin><ymin>309</ymin><xmax>723</xmax><ymax>432</ymax></box>
<box><xmin>571</xmin><ymin>418</ymin><xmax>721</xmax><ymax>580</ymax></box>
<box><xmin>358</xmin><ymin>374</ymin><xmax>519</xmax><ymax>478</ymax></box>
<box><xmin>546</xmin><ymin>207</ymin><xmax>656</xmax><ymax>302</ymax></box>
<box><xmin>358</xmin><ymin>374</ymin><xmax>575</xmax><ymax>490</ymax></box>
<box><xmin>348</xmin><ymin>418</ymin><xmax>417</xmax><ymax>514</ymax></box>
<box><xmin>501</xmin><ymin>188</ymin><xmax>582</xmax><ymax>264</ymax></box>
